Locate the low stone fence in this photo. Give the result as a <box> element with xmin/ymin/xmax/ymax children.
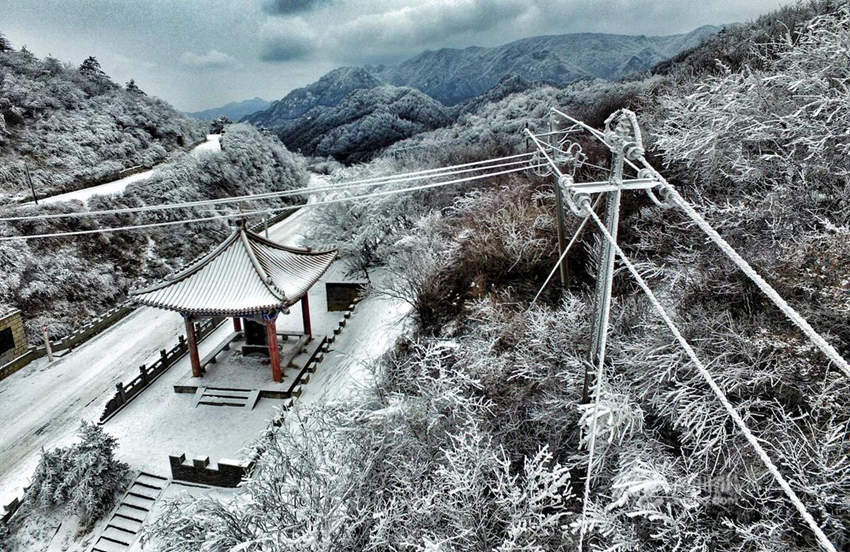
<box><xmin>169</xmin><ymin>453</ymin><xmax>253</xmax><ymax>488</ymax></box>
<box><xmin>100</xmin><ymin>318</ymin><xmax>224</xmax><ymax>423</ymax></box>
<box><xmin>53</xmin><ymin>301</ymin><xmax>135</xmax><ymax>352</ymax></box>
<box><xmin>0</xmin><ymin>302</ymin><xmax>135</xmax><ymax>383</ymax></box>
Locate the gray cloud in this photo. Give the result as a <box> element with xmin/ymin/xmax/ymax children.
<box><xmin>263</xmin><ymin>0</ymin><xmax>335</xmax><ymax>15</ymax></box>
<box><xmin>259</xmin><ymin>17</ymin><xmax>318</xmax><ymax>61</ymax></box>
<box><xmin>259</xmin><ymin>0</ymin><xmax>532</xmax><ymax>63</ymax></box>
<box><xmin>180</xmin><ymin>49</ymin><xmax>236</xmax><ymax>68</ymax></box>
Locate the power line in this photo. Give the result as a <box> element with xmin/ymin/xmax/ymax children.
<box><xmin>550</xmin><ymin>107</ymin><xmax>850</xmax><ymax>380</ymax></box>
<box><xmin>0</xmin><ymin>153</ymin><xmax>535</xmax><ymax>223</ymax></box>
<box><xmin>0</xmin><ymin>162</ymin><xmax>543</xmax><ymax>241</ymax></box>
<box><xmin>661</xmin><ymin>182</ymin><xmax>850</xmax><ymax>381</ymax></box>
<box><xmin>582</xmin><ymin>200</ymin><xmax>839</xmax><ymax>552</ymax></box>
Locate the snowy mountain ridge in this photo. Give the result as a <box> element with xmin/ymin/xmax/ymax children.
<box><xmin>367</xmin><ymin>25</ymin><xmax>720</xmax><ymax>105</ymax></box>
<box><xmin>243</xmin><ymin>25</ymin><xmax>719</xmax><ymax>161</ymax></box>
<box><xmin>185</xmin><ymin>97</ymin><xmax>271</xmax><ymax>121</ymax></box>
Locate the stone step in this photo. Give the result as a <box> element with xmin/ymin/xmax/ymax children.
<box><xmin>136</xmin><ymin>472</ymin><xmax>168</xmax><ymax>489</ymax></box>
<box><xmin>122</xmin><ymin>494</ymin><xmax>155</xmax><ymax>511</ymax></box>
<box><xmin>128</xmin><ymin>485</ymin><xmax>159</xmax><ymax>500</ymax></box>
<box><xmin>133</xmin><ymin>479</ymin><xmax>164</xmax><ymax>492</ymax></box>
<box><xmin>198</xmin><ymin>398</ymin><xmax>246</xmax><ymax>407</ymax></box>
<box><xmin>203</xmin><ymin>391</ymin><xmax>251</xmax><ymax>400</ymax></box>
<box><xmin>107</xmin><ymin>515</ymin><xmax>143</xmax><ymax>534</ymax></box>
<box><xmin>115</xmin><ymin>506</ymin><xmax>145</xmax><ymax>522</ymax></box>
<box><xmin>92</xmin><ymin>538</ymin><xmax>128</xmax><ymax>552</ymax></box>
<box><xmin>205</xmin><ymin>387</ymin><xmax>252</xmax><ymax>395</ymax></box>
<box><xmin>101</xmin><ymin>527</ymin><xmax>133</xmax><ymax>545</ymax></box>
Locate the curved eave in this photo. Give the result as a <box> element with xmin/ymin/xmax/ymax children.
<box><xmin>129</xmin><ymin>226</ymin><xmax>338</xmax><ymax>317</ymax></box>
<box><xmin>131</xmin><ymin>300</ymin><xmax>291</xmax><ymax>318</ymax></box>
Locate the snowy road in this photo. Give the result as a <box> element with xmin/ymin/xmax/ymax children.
<box><xmin>0</xmin><ymin>185</ymin><xmax>314</xmax><ymax>505</ymax></box>
<box><xmin>39</xmin><ymin>134</ymin><xmax>222</xmax><ymax>206</ymax></box>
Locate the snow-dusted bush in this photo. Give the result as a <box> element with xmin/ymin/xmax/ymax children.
<box><xmin>146</xmin><ymin>330</ymin><xmax>579</xmax><ymax>551</ymax></box>
<box><xmin>24</xmin><ymin>422</ymin><xmax>129</xmax><ymax>531</ymax></box>
<box><xmin>654</xmin><ymin>6</ymin><xmax>850</xmax><ymax>204</ymax></box>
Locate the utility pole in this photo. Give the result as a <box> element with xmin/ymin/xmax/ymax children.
<box><xmin>24</xmin><ymin>162</ymin><xmax>38</xmax><ymax>204</ymax></box>
<box><xmin>582</xmin><ymin>115</ymin><xmax>632</xmax><ymax>402</ymax></box>
<box><xmin>552</xmin><ymin>160</ymin><xmax>569</xmax><ymax>288</ymax></box>
<box><xmin>42</xmin><ymin>324</ymin><xmax>53</xmax><ymax>362</ymax></box>
<box><xmin>527</xmin><ymin>109</ymin><xmax>658</xmax><ymax>403</ymax></box>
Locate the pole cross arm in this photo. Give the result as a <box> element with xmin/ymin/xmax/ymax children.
<box><xmin>558</xmin><ymin>175</ymin><xmax>663</xmax><ymax>216</ymax></box>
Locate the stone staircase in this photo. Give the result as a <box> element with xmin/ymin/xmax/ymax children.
<box><xmin>193</xmin><ymin>387</ymin><xmax>260</xmax><ymax>409</ymax></box>
<box><xmin>90</xmin><ymin>472</ymin><xmax>168</xmax><ymax>552</ymax></box>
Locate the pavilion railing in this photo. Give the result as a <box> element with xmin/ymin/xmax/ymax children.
<box><xmin>99</xmin><ymin>317</ymin><xmax>224</xmax><ymax>423</ymax></box>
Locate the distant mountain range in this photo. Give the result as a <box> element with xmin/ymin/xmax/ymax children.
<box><xmin>185</xmin><ymin>97</ymin><xmax>271</xmax><ymax>121</ymax></box>
<box><xmin>243</xmin><ymin>25</ymin><xmax>720</xmax><ymax>161</ymax></box>
<box><xmin>366</xmin><ymin>26</ymin><xmax>719</xmax><ymax>105</ymax></box>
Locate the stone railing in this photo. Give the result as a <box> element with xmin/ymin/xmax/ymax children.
<box><xmin>0</xmin><ymin>302</ymin><xmax>134</xmax><ymax>383</ymax></box>
<box><xmin>99</xmin><ymin>318</ymin><xmax>224</xmax><ymax>423</ymax></box>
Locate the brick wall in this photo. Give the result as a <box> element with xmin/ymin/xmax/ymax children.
<box><xmin>0</xmin><ymin>310</ymin><xmax>27</xmax><ymax>366</ymax></box>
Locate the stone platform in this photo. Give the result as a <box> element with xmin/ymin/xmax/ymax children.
<box><xmin>174</xmin><ymin>333</ymin><xmax>325</xmax><ymax>399</ymax></box>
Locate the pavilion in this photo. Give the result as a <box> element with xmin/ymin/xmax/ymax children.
<box><xmin>131</xmin><ymin>223</ymin><xmax>337</xmax><ymax>382</ymax></box>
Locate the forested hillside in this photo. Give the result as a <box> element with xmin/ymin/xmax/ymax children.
<box><xmin>275</xmin><ymin>85</ymin><xmax>452</xmax><ymax>163</ymax></box>
<box><xmin>147</xmin><ymin>2</ymin><xmax>850</xmax><ymax>551</ymax></box>
<box><xmin>0</xmin><ymin>124</ymin><xmax>307</xmax><ymax>342</ymax></box>
<box><xmin>0</xmin><ymin>36</ymin><xmax>205</xmax><ymax>200</ymax></box>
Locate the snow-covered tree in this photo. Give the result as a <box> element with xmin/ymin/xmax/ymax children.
<box><xmin>125</xmin><ymin>78</ymin><xmax>145</xmax><ymax>95</ymax></box>
<box><xmin>25</xmin><ymin>422</ymin><xmax>129</xmax><ymax>530</ymax></box>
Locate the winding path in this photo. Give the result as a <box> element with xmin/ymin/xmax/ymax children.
<box><xmin>39</xmin><ymin>134</ymin><xmax>222</xmax><ymax>206</ymax></box>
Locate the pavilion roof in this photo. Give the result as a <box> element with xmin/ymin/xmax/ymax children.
<box><xmin>131</xmin><ymin>226</ymin><xmax>337</xmax><ymax>317</ymax></box>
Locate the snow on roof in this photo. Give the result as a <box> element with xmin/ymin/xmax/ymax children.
<box><xmin>131</xmin><ymin>225</ymin><xmax>336</xmax><ymax>317</ymax></box>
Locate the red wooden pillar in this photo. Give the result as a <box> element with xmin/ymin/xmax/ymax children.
<box><xmin>233</xmin><ymin>317</ymin><xmax>242</xmax><ymax>332</ymax></box>
<box><xmin>185</xmin><ymin>317</ymin><xmax>202</xmax><ymax>378</ymax></box>
<box><xmin>301</xmin><ymin>294</ymin><xmax>312</xmax><ymax>339</ymax></box>
<box><xmin>266</xmin><ymin>317</ymin><xmax>282</xmax><ymax>382</ymax></box>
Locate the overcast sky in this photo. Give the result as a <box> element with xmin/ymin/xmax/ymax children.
<box><xmin>3</xmin><ymin>0</ymin><xmax>789</xmax><ymax>111</ymax></box>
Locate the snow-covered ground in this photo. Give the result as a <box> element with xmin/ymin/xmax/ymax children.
<box><xmin>38</xmin><ymin>134</ymin><xmax>222</xmax><ymax>205</ymax></box>
<box><xmin>0</xmin><ymin>190</ymin><xmax>307</xmax><ymax>506</ymax></box>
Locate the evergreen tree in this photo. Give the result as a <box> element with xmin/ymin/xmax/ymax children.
<box><xmin>78</xmin><ymin>56</ymin><xmax>114</xmax><ymax>93</ymax></box>
<box><xmin>0</xmin><ymin>33</ymin><xmax>11</xmax><ymax>52</ymax></box>
<box><xmin>24</xmin><ymin>422</ymin><xmax>129</xmax><ymax>530</ymax></box>
<box><xmin>78</xmin><ymin>56</ymin><xmax>105</xmax><ymax>79</ymax></box>
<box><xmin>125</xmin><ymin>79</ymin><xmax>145</xmax><ymax>95</ymax></box>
